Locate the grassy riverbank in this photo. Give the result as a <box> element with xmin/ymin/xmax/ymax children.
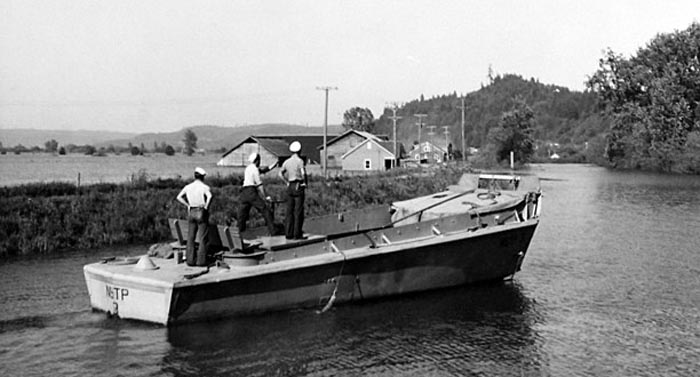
<box><xmin>0</xmin><ymin>167</ymin><xmax>466</xmax><ymax>256</ymax></box>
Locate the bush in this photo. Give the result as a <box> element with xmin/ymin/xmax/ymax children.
<box><xmin>0</xmin><ymin>166</ymin><xmax>469</xmax><ymax>256</ymax></box>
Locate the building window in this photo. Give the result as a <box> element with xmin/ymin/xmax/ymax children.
<box><xmin>364</xmin><ymin>159</ymin><xmax>371</xmax><ymax>170</ymax></box>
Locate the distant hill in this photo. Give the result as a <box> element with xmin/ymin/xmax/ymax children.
<box><xmin>98</xmin><ymin>124</ymin><xmax>345</xmax><ymax>151</ymax></box>
<box><xmin>0</xmin><ymin>129</ymin><xmax>137</xmax><ymax>148</ymax></box>
<box><xmin>0</xmin><ymin>124</ymin><xmax>345</xmax><ymax>151</ymax></box>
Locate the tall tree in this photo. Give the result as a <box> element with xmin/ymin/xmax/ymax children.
<box><xmin>44</xmin><ymin>139</ymin><xmax>58</xmax><ymax>152</ymax></box>
<box><xmin>342</xmin><ymin>107</ymin><xmax>375</xmax><ymax>133</ymax></box>
<box><xmin>487</xmin><ymin>100</ymin><xmax>535</xmax><ymax>163</ymax></box>
<box><xmin>587</xmin><ymin>22</ymin><xmax>700</xmax><ymax>172</ymax></box>
<box><xmin>183</xmin><ymin>129</ymin><xmax>198</xmax><ymax>156</ymax></box>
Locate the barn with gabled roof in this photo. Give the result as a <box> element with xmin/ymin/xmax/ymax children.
<box><xmin>217</xmin><ymin>135</ymin><xmax>335</xmax><ymax>167</ymax></box>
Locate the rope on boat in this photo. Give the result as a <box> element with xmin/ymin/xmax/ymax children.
<box><xmin>101</xmin><ymin>256</ymin><xmax>140</xmax><ymax>265</ymax></box>
<box><xmin>317</xmin><ymin>245</ymin><xmax>347</xmax><ymax>314</ymax></box>
<box><xmin>183</xmin><ymin>265</ymin><xmax>210</xmax><ymax>280</ymax></box>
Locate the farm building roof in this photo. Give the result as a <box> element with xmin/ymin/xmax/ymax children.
<box><xmin>221</xmin><ymin>134</ymin><xmax>339</xmax><ymax>164</ymax></box>
<box><xmin>318</xmin><ymin>129</ymin><xmax>389</xmax><ymax>149</ymax></box>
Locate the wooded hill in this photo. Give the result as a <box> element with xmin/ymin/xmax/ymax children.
<box><xmin>374</xmin><ymin>74</ymin><xmax>606</xmax><ymax>159</ymax></box>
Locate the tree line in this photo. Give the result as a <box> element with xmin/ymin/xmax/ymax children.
<box><xmin>1</xmin><ymin>128</ymin><xmax>201</xmax><ymax>157</ymax></box>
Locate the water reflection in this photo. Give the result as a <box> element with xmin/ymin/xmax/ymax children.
<box><xmin>80</xmin><ymin>319</ymin><xmax>169</xmax><ymax>377</ymax></box>
<box><xmin>165</xmin><ymin>282</ymin><xmax>546</xmax><ymax>376</ymax></box>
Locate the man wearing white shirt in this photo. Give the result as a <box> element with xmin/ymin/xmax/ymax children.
<box><xmin>238</xmin><ymin>153</ymin><xmax>276</xmax><ymax>236</ymax></box>
<box><xmin>176</xmin><ymin>167</ymin><xmax>212</xmax><ymax>266</ymax></box>
<box><xmin>278</xmin><ymin>141</ymin><xmax>307</xmax><ymax>240</ymax></box>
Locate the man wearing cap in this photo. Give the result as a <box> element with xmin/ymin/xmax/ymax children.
<box><xmin>279</xmin><ymin>141</ymin><xmax>307</xmax><ymax>240</ymax></box>
<box><xmin>238</xmin><ymin>152</ymin><xmax>276</xmax><ymax>236</ymax></box>
<box><xmin>176</xmin><ymin>167</ymin><xmax>212</xmax><ymax>266</ymax></box>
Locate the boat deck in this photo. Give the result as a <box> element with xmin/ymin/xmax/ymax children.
<box><xmin>256</xmin><ymin>234</ymin><xmax>326</xmax><ymax>251</ymax></box>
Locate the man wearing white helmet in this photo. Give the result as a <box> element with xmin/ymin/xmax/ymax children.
<box><xmin>279</xmin><ymin>141</ymin><xmax>307</xmax><ymax>240</ymax></box>
<box><xmin>238</xmin><ymin>152</ymin><xmax>276</xmax><ymax>236</ymax></box>
<box><xmin>176</xmin><ymin>167</ymin><xmax>212</xmax><ymax>266</ymax></box>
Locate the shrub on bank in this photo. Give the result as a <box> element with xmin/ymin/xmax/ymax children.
<box><xmin>0</xmin><ymin>167</ymin><xmax>467</xmax><ymax>256</ymax></box>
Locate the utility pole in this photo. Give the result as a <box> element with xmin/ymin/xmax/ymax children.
<box><xmin>316</xmin><ymin>86</ymin><xmax>337</xmax><ymax>178</ymax></box>
<box><xmin>457</xmin><ymin>96</ymin><xmax>466</xmax><ymax>163</ymax></box>
<box><xmin>414</xmin><ymin>113</ymin><xmax>427</xmax><ymax>153</ymax></box>
<box><xmin>386</xmin><ymin>103</ymin><xmax>402</xmax><ymax>168</ymax></box>
<box><xmin>442</xmin><ymin>126</ymin><xmax>450</xmax><ymax>161</ymax></box>
<box><xmin>427</xmin><ymin>125</ymin><xmax>437</xmax><ymax>143</ymax></box>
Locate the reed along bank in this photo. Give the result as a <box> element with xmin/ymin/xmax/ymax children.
<box><xmin>0</xmin><ymin>167</ymin><xmax>463</xmax><ymax>256</ymax></box>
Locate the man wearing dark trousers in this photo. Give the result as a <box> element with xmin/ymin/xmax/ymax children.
<box><xmin>278</xmin><ymin>141</ymin><xmax>307</xmax><ymax>240</ymax></box>
<box><xmin>238</xmin><ymin>152</ymin><xmax>276</xmax><ymax>236</ymax></box>
<box><xmin>176</xmin><ymin>167</ymin><xmax>212</xmax><ymax>266</ymax></box>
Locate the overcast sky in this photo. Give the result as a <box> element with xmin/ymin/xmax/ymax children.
<box><xmin>1</xmin><ymin>0</ymin><xmax>698</xmax><ymax>133</ymax></box>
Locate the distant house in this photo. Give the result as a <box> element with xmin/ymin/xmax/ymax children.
<box><xmin>341</xmin><ymin>138</ymin><xmax>396</xmax><ymax>171</ymax></box>
<box><xmin>408</xmin><ymin>141</ymin><xmax>447</xmax><ymax>164</ymax></box>
<box><xmin>318</xmin><ymin>129</ymin><xmax>388</xmax><ymax>168</ymax></box>
<box><xmin>217</xmin><ymin>135</ymin><xmax>334</xmax><ymax>167</ymax></box>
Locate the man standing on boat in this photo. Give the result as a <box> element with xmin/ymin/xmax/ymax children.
<box><xmin>238</xmin><ymin>152</ymin><xmax>276</xmax><ymax>236</ymax></box>
<box><xmin>176</xmin><ymin>167</ymin><xmax>212</xmax><ymax>267</ymax></box>
<box><xmin>279</xmin><ymin>141</ymin><xmax>307</xmax><ymax>240</ymax></box>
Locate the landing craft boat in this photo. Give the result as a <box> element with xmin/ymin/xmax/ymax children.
<box><xmin>84</xmin><ymin>173</ymin><xmax>542</xmax><ymax>325</ymax></box>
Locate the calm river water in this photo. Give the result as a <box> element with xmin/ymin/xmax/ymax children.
<box><xmin>1</xmin><ymin>164</ymin><xmax>699</xmax><ymax>377</ymax></box>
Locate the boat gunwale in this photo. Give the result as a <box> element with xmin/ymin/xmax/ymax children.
<box><xmin>84</xmin><ymin>216</ymin><xmax>540</xmax><ymax>289</ymax></box>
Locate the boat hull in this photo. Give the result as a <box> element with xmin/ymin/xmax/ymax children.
<box><xmin>85</xmin><ymin>218</ymin><xmax>538</xmax><ymax>325</ymax></box>
<box><xmin>84</xmin><ymin>266</ymin><xmax>174</xmax><ymax>324</ymax></box>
